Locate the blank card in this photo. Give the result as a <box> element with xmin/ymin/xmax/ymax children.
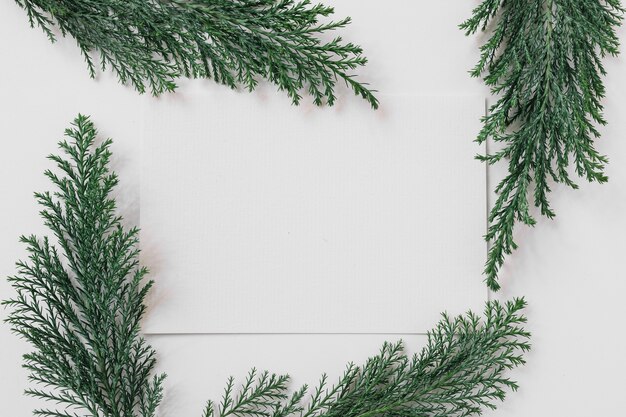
<box><xmin>140</xmin><ymin>90</ymin><xmax>486</xmax><ymax>334</ymax></box>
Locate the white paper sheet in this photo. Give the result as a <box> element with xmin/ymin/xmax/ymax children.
<box><xmin>140</xmin><ymin>91</ymin><xmax>486</xmax><ymax>334</ymax></box>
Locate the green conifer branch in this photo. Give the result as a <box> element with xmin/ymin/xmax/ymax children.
<box><xmin>461</xmin><ymin>0</ymin><xmax>624</xmax><ymax>290</ymax></box>
<box><xmin>13</xmin><ymin>0</ymin><xmax>378</xmax><ymax>108</ymax></box>
<box><xmin>4</xmin><ymin>116</ymin><xmax>530</xmax><ymax>417</ymax></box>
<box><xmin>204</xmin><ymin>298</ymin><xmax>531</xmax><ymax>417</ymax></box>
<box><xmin>3</xmin><ymin>115</ymin><xmax>165</xmax><ymax>417</ymax></box>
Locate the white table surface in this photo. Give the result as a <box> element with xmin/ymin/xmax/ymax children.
<box><xmin>1</xmin><ymin>2</ymin><xmax>625</xmax><ymax>416</ymax></box>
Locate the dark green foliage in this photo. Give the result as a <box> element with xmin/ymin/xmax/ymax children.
<box><xmin>204</xmin><ymin>298</ymin><xmax>530</xmax><ymax>417</ymax></box>
<box><xmin>4</xmin><ymin>115</ymin><xmax>165</xmax><ymax>417</ymax></box>
<box><xmin>13</xmin><ymin>0</ymin><xmax>378</xmax><ymax>108</ymax></box>
<box><xmin>461</xmin><ymin>0</ymin><xmax>623</xmax><ymax>290</ymax></box>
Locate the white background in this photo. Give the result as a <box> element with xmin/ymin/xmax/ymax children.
<box><xmin>1</xmin><ymin>1</ymin><xmax>625</xmax><ymax>417</ymax></box>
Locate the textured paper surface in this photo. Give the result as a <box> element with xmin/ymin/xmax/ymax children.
<box><xmin>141</xmin><ymin>91</ymin><xmax>486</xmax><ymax>334</ymax></box>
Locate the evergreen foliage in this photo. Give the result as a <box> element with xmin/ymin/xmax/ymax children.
<box><xmin>462</xmin><ymin>0</ymin><xmax>623</xmax><ymax>290</ymax></box>
<box><xmin>4</xmin><ymin>115</ymin><xmax>165</xmax><ymax>417</ymax></box>
<box><xmin>13</xmin><ymin>0</ymin><xmax>378</xmax><ymax>108</ymax></box>
<box><xmin>204</xmin><ymin>299</ymin><xmax>530</xmax><ymax>417</ymax></box>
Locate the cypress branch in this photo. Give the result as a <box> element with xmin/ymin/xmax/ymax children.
<box><xmin>461</xmin><ymin>0</ymin><xmax>624</xmax><ymax>290</ymax></box>
<box><xmin>13</xmin><ymin>0</ymin><xmax>378</xmax><ymax>108</ymax></box>
<box><xmin>3</xmin><ymin>115</ymin><xmax>165</xmax><ymax>417</ymax></box>
<box><xmin>204</xmin><ymin>298</ymin><xmax>531</xmax><ymax>417</ymax></box>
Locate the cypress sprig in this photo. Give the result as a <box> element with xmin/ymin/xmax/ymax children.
<box><xmin>204</xmin><ymin>298</ymin><xmax>531</xmax><ymax>417</ymax></box>
<box><xmin>3</xmin><ymin>115</ymin><xmax>165</xmax><ymax>417</ymax></box>
<box><xmin>13</xmin><ymin>0</ymin><xmax>378</xmax><ymax>108</ymax></box>
<box><xmin>461</xmin><ymin>0</ymin><xmax>624</xmax><ymax>290</ymax></box>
